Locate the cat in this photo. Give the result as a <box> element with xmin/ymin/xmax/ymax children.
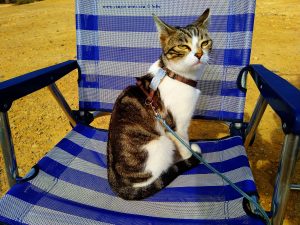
<box><xmin>107</xmin><ymin>8</ymin><xmax>213</xmax><ymax>200</ymax></box>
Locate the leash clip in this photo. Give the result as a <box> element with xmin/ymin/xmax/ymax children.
<box><xmin>145</xmin><ymin>99</ymin><xmax>159</xmax><ymax>117</ymax></box>
<box><xmin>145</xmin><ymin>98</ymin><xmax>153</xmax><ymax>106</ymax></box>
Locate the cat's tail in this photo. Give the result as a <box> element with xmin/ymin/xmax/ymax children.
<box><xmin>115</xmin><ymin>155</ymin><xmax>200</xmax><ymax>200</ymax></box>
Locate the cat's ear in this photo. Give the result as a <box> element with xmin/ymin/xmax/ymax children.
<box><xmin>153</xmin><ymin>14</ymin><xmax>176</xmax><ymax>44</ymax></box>
<box><xmin>194</xmin><ymin>8</ymin><xmax>210</xmax><ymax>29</ymax></box>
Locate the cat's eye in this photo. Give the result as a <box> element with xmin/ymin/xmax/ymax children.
<box><xmin>201</xmin><ymin>40</ymin><xmax>210</xmax><ymax>47</ymax></box>
<box><xmin>178</xmin><ymin>45</ymin><xmax>190</xmax><ymax>50</ymax></box>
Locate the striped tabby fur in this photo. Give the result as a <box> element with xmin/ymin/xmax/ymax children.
<box><xmin>107</xmin><ymin>9</ymin><xmax>212</xmax><ymax>200</ymax></box>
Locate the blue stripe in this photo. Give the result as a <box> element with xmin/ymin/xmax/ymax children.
<box><xmin>197</xmin><ymin>137</ymin><xmax>243</xmax><ymax>154</ymax></box>
<box><xmin>76</xmin><ymin>14</ymin><xmax>255</xmax><ymax>33</ymax></box>
<box><xmin>185</xmin><ymin>155</ymin><xmax>251</xmax><ymax>175</ymax></box>
<box><xmin>72</xmin><ymin>124</ymin><xmax>108</xmax><ymax>142</ymax></box>
<box><xmin>79</xmin><ymin>74</ymin><xmax>245</xmax><ymax>97</ymax></box>
<box><xmin>148</xmin><ymin>180</ymin><xmax>257</xmax><ymax>202</ymax></box>
<box><xmin>6</xmin><ymin>183</ymin><xmax>264</xmax><ymax>225</ymax></box>
<box><xmin>79</xmin><ymin>74</ymin><xmax>136</xmax><ymax>90</ymax></box>
<box><xmin>79</xmin><ymin>101</ymin><xmax>113</xmax><ymax>111</ymax></box>
<box><xmin>194</xmin><ymin>110</ymin><xmax>244</xmax><ymax>121</ymax></box>
<box><xmin>77</xmin><ymin>45</ymin><xmax>251</xmax><ymax>66</ymax></box>
<box><xmin>224</xmin><ymin>48</ymin><xmax>251</xmax><ymax>66</ymax></box>
<box><xmin>56</xmin><ymin>138</ymin><xmax>107</xmax><ymax>167</ymax></box>
<box><xmin>78</xmin><ymin>101</ymin><xmax>244</xmax><ymax>120</ymax></box>
<box><xmin>76</xmin><ymin>14</ymin><xmax>98</xmax><ymax>30</ymax></box>
<box><xmin>221</xmin><ymin>88</ymin><xmax>246</xmax><ymax>97</ymax></box>
<box><xmin>0</xmin><ymin>216</ymin><xmax>25</xmax><ymax>225</ymax></box>
<box><xmin>77</xmin><ymin>45</ymin><xmax>99</xmax><ymax>61</ymax></box>
<box><xmin>77</xmin><ymin>45</ymin><xmax>160</xmax><ymax>62</ymax></box>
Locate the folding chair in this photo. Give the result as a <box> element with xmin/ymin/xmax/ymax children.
<box><xmin>0</xmin><ymin>0</ymin><xmax>299</xmax><ymax>224</ymax></box>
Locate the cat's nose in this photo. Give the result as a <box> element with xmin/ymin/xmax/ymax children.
<box><xmin>194</xmin><ymin>52</ymin><xmax>203</xmax><ymax>60</ymax></box>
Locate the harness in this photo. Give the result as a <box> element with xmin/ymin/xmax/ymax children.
<box><xmin>136</xmin><ymin>67</ymin><xmax>197</xmax><ymax>112</ymax></box>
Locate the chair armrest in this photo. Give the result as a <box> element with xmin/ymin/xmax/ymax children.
<box><xmin>244</xmin><ymin>64</ymin><xmax>300</xmax><ymax>135</ymax></box>
<box><xmin>0</xmin><ymin>60</ymin><xmax>78</xmax><ymax>112</ymax></box>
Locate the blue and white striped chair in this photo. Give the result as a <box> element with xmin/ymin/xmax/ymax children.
<box><xmin>1</xmin><ymin>0</ymin><xmax>299</xmax><ymax>224</ymax></box>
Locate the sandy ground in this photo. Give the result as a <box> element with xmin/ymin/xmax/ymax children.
<box><xmin>0</xmin><ymin>0</ymin><xmax>299</xmax><ymax>224</ymax></box>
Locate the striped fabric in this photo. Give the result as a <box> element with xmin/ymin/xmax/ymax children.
<box><xmin>0</xmin><ymin>124</ymin><xmax>264</xmax><ymax>224</ymax></box>
<box><xmin>76</xmin><ymin>0</ymin><xmax>256</xmax><ymax>121</ymax></box>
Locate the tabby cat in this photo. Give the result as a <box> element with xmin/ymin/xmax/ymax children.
<box><xmin>107</xmin><ymin>8</ymin><xmax>213</xmax><ymax>200</ymax></box>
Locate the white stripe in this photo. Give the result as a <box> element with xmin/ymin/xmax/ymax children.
<box><xmin>79</xmin><ymin>88</ymin><xmax>121</xmax><ymax>104</ymax></box>
<box><xmin>196</xmin><ymin>95</ymin><xmax>246</xmax><ymax>113</ymax></box>
<box><xmin>24</xmin><ymin>207</ymin><xmax>113</xmax><ymax>225</ymax></box>
<box><xmin>173</xmin><ymin>167</ymin><xmax>254</xmax><ymax>187</ymax></box>
<box><xmin>78</xmin><ymin>60</ymin><xmax>151</xmax><ymax>77</ymax></box>
<box><xmin>78</xmin><ymin>60</ymin><xmax>242</xmax><ymax>82</ymax></box>
<box><xmin>27</xmin><ymin>170</ymin><xmax>248</xmax><ymax>220</ymax></box>
<box><xmin>0</xmin><ymin>195</ymin><xmax>27</xmax><ymax>223</ymax></box>
<box><xmin>0</xmin><ymin>195</ymin><xmax>112</xmax><ymax>225</ymax></box>
<box><xmin>79</xmin><ymin>87</ymin><xmax>245</xmax><ymax>113</ymax></box>
<box><xmin>76</xmin><ymin>0</ymin><xmax>255</xmax><ymax>16</ymax></box>
<box><xmin>77</xmin><ymin>30</ymin><xmax>253</xmax><ymax>50</ymax></box>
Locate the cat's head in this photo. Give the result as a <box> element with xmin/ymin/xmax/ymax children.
<box><xmin>153</xmin><ymin>9</ymin><xmax>212</xmax><ymax>79</ymax></box>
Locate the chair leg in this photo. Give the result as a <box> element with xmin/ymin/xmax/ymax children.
<box><xmin>244</xmin><ymin>94</ymin><xmax>268</xmax><ymax>148</ymax></box>
<box><xmin>0</xmin><ymin>112</ymin><xmax>18</xmax><ymax>187</ymax></box>
<box><xmin>271</xmin><ymin>134</ymin><xmax>300</xmax><ymax>225</ymax></box>
<box><xmin>48</xmin><ymin>83</ymin><xmax>77</xmax><ymax>127</ymax></box>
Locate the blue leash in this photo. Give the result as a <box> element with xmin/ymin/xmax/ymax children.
<box><xmin>155</xmin><ymin>113</ymin><xmax>271</xmax><ymax>224</ymax></box>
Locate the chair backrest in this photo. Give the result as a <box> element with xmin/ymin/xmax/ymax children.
<box><xmin>76</xmin><ymin>0</ymin><xmax>256</xmax><ymax>122</ymax></box>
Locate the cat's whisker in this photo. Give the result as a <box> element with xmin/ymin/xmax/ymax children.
<box><xmin>205</xmin><ymin>56</ymin><xmax>212</xmax><ymax>65</ymax></box>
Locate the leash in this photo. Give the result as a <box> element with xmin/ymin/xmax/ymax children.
<box><xmin>137</xmin><ymin>66</ymin><xmax>270</xmax><ymax>223</ymax></box>
<box><xmin>155</xmin><ymin>113</ymin><xmax>271</xmax><ymax>224</ymax></box>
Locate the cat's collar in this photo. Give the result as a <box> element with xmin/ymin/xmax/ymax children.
<box><xmin>166</xmin><ymin>70</ymin><xmax>198</xmax><ymax>88</ymax></box>
<box><xmin>149</xmin><ymin>67</ymin><xmax>198</xmax><ymax>91</ymax></box>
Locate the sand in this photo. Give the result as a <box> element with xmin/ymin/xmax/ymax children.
<box><xmin>0</xmin><ymin>0</ymin><xmax>299</xmax><ymax>224</ymax></box>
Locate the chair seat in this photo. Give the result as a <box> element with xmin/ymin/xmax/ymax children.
<box><xmin>0</xmin><ymin>124</ymin><xmax>264</xmax><ymax>225</ymax></box>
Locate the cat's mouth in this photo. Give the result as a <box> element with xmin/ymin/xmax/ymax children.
<box><xmin>193</xmin><ymin>60</ymin><xmax>202</xmax><ymax>66</ymax></box>
<box><xmin>192</xmin><ymin>54</ymin><xmax>209</xmax><ymax>66</ymax></box>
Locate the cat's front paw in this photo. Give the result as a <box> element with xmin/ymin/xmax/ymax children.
<box><xmin>191</xmin><ymin>143</ymin><xmax>202</xmax><ymax>154</ymax></box>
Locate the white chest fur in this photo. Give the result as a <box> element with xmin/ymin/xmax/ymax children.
<box><xmin>159</xmin><ymin>76</ymin><xmax>200</xmax><ymax>126</ymax></box>
<box><xmin>133</xmin><ymin>61</ymin><xmax>201</xmax><ymax>188</ymax></box>
<box><xmin>148</xmin><ymin>60</ymin><xmax>200</xmax><ymax>130</ymax></box>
